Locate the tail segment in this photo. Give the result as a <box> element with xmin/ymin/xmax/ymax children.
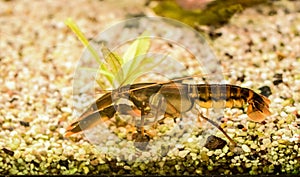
<box><xmin>247</xmin><ymin>93</ymin><xmax>271</xmax><ymax>122</ymax></box>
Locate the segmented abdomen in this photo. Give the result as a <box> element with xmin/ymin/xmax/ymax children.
<box><xmin>191</xmin><ymin>84</ymin><xmax>271</xmax><ymax>122</ymax></box>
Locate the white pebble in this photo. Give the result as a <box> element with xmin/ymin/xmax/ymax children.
<box><xmin>272</xmin><ymin>141</ymin><xmax>279</xmax><ymax>147</ymax></box>
<box><xmin>207</xmin><ymin>151</ymin><xmax>214</xmax><ymax>156</ymax></box>
<box><xmin>223</xmin><ymin>145</ymin><xmax>229</xmax><ymax>154</ymax></box>
<box><xmin>5</xmin><ymin>81</ymin><xmax>16</xmax><ymax>90</ymax></box>
<box><xmin>61</xmin><ymin>107</ymin><xmax>72</xmax><ymax>113</ymax></box>
<box><xmin>38</xmin><ymin>114</ymin><xmax>49</xmax><ymax>121</ymax></box>
<box><xmin>214</xmin><ymin>149</ymin><xmax>222</xmax><ymax>156</ymax></box>
<box><xmin>241</xmin><ymin>144</ymin><xmax>251</xmax><ymax>153</ymax></box>
<box><xmin>261</xmin><ymin>73</ymin><xmax>268</xmax><ymax>80</ymax></box>
<box><xmin>280</xmin><ymin>111</ymin><xmax>288</xmax><ymax>118</ymax></box>
<box><xmin>262</xmin><ymin>139</ymin><xmax>271</xmax><ymax>146</ymax></box>
<box><xmin>284</xmin><ymin>106</ymin><xmax>297</xmax><ymax>113</ymax></box>
<box><xmin>241</xmin><ymin>81</ymin><xmax>253</xmax><ymax>88</ymax></box>
<box><xmin>187</xmin><ymin>137</ymin><xmax>194</xmax><ymax>143</ymax></box>
<box><xmin>178</xmin><ymin>150</ymin><xmax>190</xmax><ymax>158</ymax></box>
<box><xmin>274</xmin><ymin>97</ymin><xmax>284</xmax><ymax>103</ymax></box>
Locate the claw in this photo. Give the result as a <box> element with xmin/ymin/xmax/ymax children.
<box><xmin>65</xmin><ymin>105</ymin><xmax>116</xmax><ymax>137</ymax></box>
<box><xmin>65</xmin><ymin>104</ymin><xmax>142</xmax><ymax>137</ymax></box>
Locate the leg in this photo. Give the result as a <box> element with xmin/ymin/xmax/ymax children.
<box><xmin>133</xmin><ymin>102</ymin><xmax>150</xmax><ymax>150</ymax></box>
<box><xmin>198</xmin><ymin>111</ymin><xmax>237</xmax><ymax>146</ymax></box>
<box><xmin>139</xmin><ymin>102</ymin><xmax>146</xmax><ymax>136</ymax></box>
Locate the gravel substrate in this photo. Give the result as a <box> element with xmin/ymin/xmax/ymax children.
<box><xmin>0</xmin><ymin>0</ymin><xmax>300</xmax><ymax>175</ymax></box>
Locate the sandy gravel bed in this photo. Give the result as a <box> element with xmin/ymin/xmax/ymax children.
<box><xmin>0</xmin><ymin>0</ymin><xmax>300</xmax><ymax>175</ymax></box>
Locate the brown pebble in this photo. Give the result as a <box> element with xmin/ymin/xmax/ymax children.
<box><xmin>2</xmin><ymin>148</ymin><xmax>14</xmax><ymax>156</ymax></box>
<box><xmin>258</xmin><ymin>86</ymin><xmax>272</xmax><ymax>97</ymax></box>
<box><xmin>133</xmin><ymin>132</ymin><xmax>150</xmax><ymax>151</ymax></box>
<box><xmin>20</xmin><ymin>121</ymin><xmax>30</xmax><ymax>127</ymax></box>
<box><xmin>273</xmin><ymin>73</ymin><xmax>283</xmax><ymax>85</ymax></box>
<box><xmin>204</xmin><ymin>135</ymin><xmax>227</xmax><ymax>150</ymax></box>
<box><xmin>237</xmin><ymin>124</ymin><xmax>244</xmax><ymax>129</ymax></box>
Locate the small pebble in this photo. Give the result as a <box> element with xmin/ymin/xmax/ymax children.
<box><xmin>239</xmin><ymin>132</ymin><xmax>248</xmax><ymax>137</ymax></box>
<box><xmin>204</xmin><ymin>135</ymin><xmax>227</xmax><ymax>150</ymax></box>
<box><xmin>19</xmin><ymin>121</ymin><xmax>30</xmax><ymax>127</ymax></box>
<box><xmin>178</xmin><ymin>150</ymin><xmax>190</xmax><ymax>158</ymax></box>
<box><xmin>237</xmin><ymin>124</ymin><xmax>244</xmax><ymax>129</ymax></box>
<box><xmin>272</xmin><ymin>141</ymin><xmax>279</xmax><ymax>147</ymax></box>
<box><xmin>248</xmin><ymin>122</ymin><xmax>256</xmax><ymax>129</ymax></box>
<box><xmin>214</xmin><ymin>149</ymin><xmax>222</xmax><ymax>156</ymax></box>
<box><xmin>2</xmin><ymin>148</ymin><xmax>14</xmax><ymax>156</ymax></box>
<box><xmin>284</xmin><ymin>106</ymin><xmax>297</xmax><ymax>113</ymax></box>
<box><xmin>258</xmin><ymin>86</ymin><xmax>272</xmax><ymax>97</ymax></box>
<box><xmin>241</xmin><ymin>144</ymin><xmax>251</xmax><ymax>153</ymax></box>
<box><xmin>222</xmin><ymin>145</ymin><xmax>229</xmax><ymax>154</ymax></box>
<box><xmin>273</xmin><ymin>73</ymin><xmax>283</xmax><ymax>85</ymax></box>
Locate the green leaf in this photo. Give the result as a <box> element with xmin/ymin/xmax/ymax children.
<box><xmin>101</xmin><ymin>45</ymin><xmax>124</xmax><ymax>84</ymax></box>
<box><xmin>123</xmin><ymin>32</ymin><xmax>151</xmax><ymax>63</ymax></box>
<box><xmin>121</xmin><ymin>54</ymin><xmax>168</xmax><ymax>85</ymax></box>
<box><xmin>122</xmin><ymin>32</ymin><xmax>151</xmax><ymax>78</ymax></box>
<box><xmin>65</xmin><ymin>18</ymin><xmax>101</xmax><ymax>64</ymax></box>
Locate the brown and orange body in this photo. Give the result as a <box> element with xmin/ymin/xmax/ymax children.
<box><xmin>65</xmin><ymin>82</ymin><xmax>271</xmax><ymax>146</ymax></box>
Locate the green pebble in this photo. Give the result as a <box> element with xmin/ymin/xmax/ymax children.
<box><xmin>159</xmin><ymin>125</ymin><xmax>169</xmax><ymax>133</ymax></box>
<box><xmin>263</xmin><ymin>166</ymin><xmax>269</xmax><ymax>173</ymax></box>
<box><xmin>207</xmin><ymin>165</ymin><xmax>213</xmax><ymax>171</ymax></box>
<box><xmin>49</xmin><ymin>125</ymin><xmax>57</xmax><ymax>131</ymax></box>
<box><xmin>17</xmin><ymin>172</ymin><xmax>24</xmax><ymax>175</ymax></box>
<box><xmin>239</xmin><ymin>131</ymin><xmax>248</xmax><ymax>137</ymax></box>
<box><xmin>285</xmin><ymin>149</ymin><xmax>291</xmax><ymax>155</ymax></box>
<box><xmin>40</xmin><ymin>135</ymin><xmax>49</xmax><ymax>140</ymax></box>
<box><xmin>227</xmin><ymin>151</ymin><xmax>234</xmax><ymax>156</ymax></box>
<box><xmin>282</xmin><ymin>98</ymin><xmax>294</xmax><ymax>107</ymax></box>
<box><xmin>194</xmin><ymin>160</ymin><xmax>199</xmax><ymax>166</ymax></box>
<box><xmin>98</xmin><ymin>164</ymin><xmax>110</xmax><ymax>172</ymax></box>
<box><xmin>277</xmin><ymin>119</ymin><xmax>285</xmax><ymax>125</ymax></box>
<box><xmin>237</xmin><ymin>166</ymin><xmax>244</xmax><ymax>173</ymax></box>
<box><xmin>135</xmin><ymin>170</ymin><xmax>143</xmax><ymax>175</ymax></box>
<box><xmin>273</xmin><ymin>154</ymin><xmax>278</xmax><ymax>160</ymax></box>
<box><xmin>268</xmin><ymin>164</ymin><xmax>275</xmax><ymax>173</ymax></box>
<box><xmin>195</xmin><ymin>169</ymin><xmax>203</xmax><ymax>174</ymax></box>
<box><xmin>224</xmin><ymin>169</ymin><xmax>231</xmax><ymax>175</ymax></box>
<box><xmin>248</xmin><ymin>122</ymin><xmax>256</xmax><ymax>129</ymax></box>
<box><xmin>69</xmin><ymin>167</ymin><xmax>78</xmax><ymax>174</ymax></box>
<box><xmin>278</xmin><ymin>139</ymin><xmax>288</xmax><ymax>145</ymax></box>
<box><xmin>9</xmin><ymin>167</ymin><xmax>18</xmax><ymax>175</ymax></box>
<box><xmin>245</xmin><ymin>163</ymin><xmax>252</xmax><ymax>168</ymax></box>
<box><xmin>139</xmin><ymin>163</ymin><xmax>146</xmax><ymax>171</ymax></box>
<box><xmin>83</xmin><ymin>166</ymin><xmax>89</xmax><ymax>174</ymax></box>
<box><xmin>175</xmin><ymin>164</ymin><xmax>181</xmax><ymax>171</ymax></box>
<box><xmin>249</xmin><ymin>170</ymin><xmax>258</xmax><ymax>175</ymax></box>
<box><xmin>200</xmin><ymin>151</ymin><xmax>209</xmax><ymax>161</ymax></box>
<box><xmin>278</xmin><ymin>145</ymin><xmax>286</xmax><ymax>150</ymax></box>
<box><xmin>286</xmin><ymin>114</ymin><xmax>295</xmax><ymax>124</ymax></box>
<box><xmin>11</xmin><ymin>143</ymin><xmax>20</xmax><ymax>151</ymax></box>
<box><xmin>17</xmin><ymin>158</ymin><xmax>23</xmax><ymax>164</ymax></box>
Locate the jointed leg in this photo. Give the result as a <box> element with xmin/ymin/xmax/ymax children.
<box><xmin>198</xmin><ymin>111</ymin><xmax>237</xmax><ymax>146</ymax></box>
